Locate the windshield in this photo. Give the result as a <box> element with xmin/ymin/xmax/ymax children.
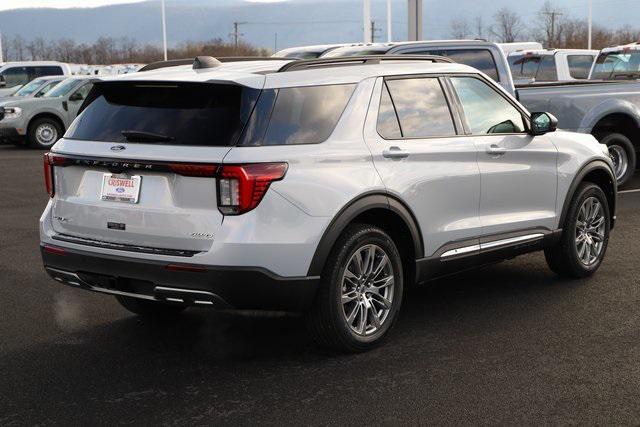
<box><xmin>66</xmin><ymin>82</ymin><xmax>260</xmax><ymax>146</ymax></box>
<box><xmin>322</xmin><ymin>46</ymin><xmax>390</xmax><ymax>58</ymax></box>
<box><xmin>591</xmin><ymin>50</ymin><xmax>640</xmax><ymax>79</ymax></box>
<box><xmin>43</xmin><ymin>78</ymin><xmax>80</xmax><ymax>98</ymax></box>
<box><xmin>12</xmin><ymin>79</ymin><xmax>44</xmax><ymax>97</ymax></box>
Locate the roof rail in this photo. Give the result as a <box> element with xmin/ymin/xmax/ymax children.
<box><xmin>278</xmin><ymin>54</ymin><xmax>454</xmax><ymax>73</ymax></box>
<box><xmin>139</xmin><ymin>56</ymin><xmax>289</xmax><ymax>72</ymax></box>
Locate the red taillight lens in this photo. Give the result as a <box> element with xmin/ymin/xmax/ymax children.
<box><xmin>217</xmin><ymin>163</ymin><xmax>288</xmax><ymax>215</ymax></box>
<box><xmin>169</xmin><ymin>163</ymin><xmax>218</xmax><ymax>177</ymax></box>
<box><xmin>43</xmin><ymin>153</ymin><xmax>66</xmax><ymax>198</ymax></box>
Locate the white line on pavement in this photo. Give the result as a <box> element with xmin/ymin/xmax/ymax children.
<box><xmin>619</xmin><ymin>188</ymin><xmax>640</xmax><ymax>194</ymax></box>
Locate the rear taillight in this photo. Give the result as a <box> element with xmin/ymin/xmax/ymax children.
<box><xmin>217</xmin><ymin>163</ymin><xmax>288</xmax><ymax>215</ymax></box>
<box><xmin>43</xmin><ymin>152</ymin><xmax>65</xmax><ymax>198</ymax></box>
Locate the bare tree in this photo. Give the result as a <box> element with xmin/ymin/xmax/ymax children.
<box><xmin>450</xmin><ymin>18</ymin><xmax>470</xmax><ymax>39</ymax></box>
<box><xmin>491</xmin><ymin>8</ymin><xmax>523</xmax><ymax>43</ymax></box>
<box><xmin>535</xmin><ymin>1</ymin><xmax>566</xmax><ymax>48</ymax></box>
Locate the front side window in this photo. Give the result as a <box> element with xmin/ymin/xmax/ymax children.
<box><xmin>44</xmin><ymin>78</ymin><xmax>81</xmax><ymax>98</ymax></box>
<box><xmin>378</xmin><ymin>77</ymin><xmax>456</xmax><ymax>138</ymax></box>
<box><xmin>261</xmin><ymin>84</ymin><xmax>355</xmax><ymax>145</ymax></box>
<box><xmin>567</xmin><ymin>55</ymin><xmax>595</xmax><ymax>79</ymax></box>
<box><xmin>450</xmin><ymin>76</ymin><xmax>526</xmax><ymax>134</ymax></box>
<box><xmin>34</xmin><ymin>80</ymin><xmax>61</xmax><ymax>97</ymax></box>
<box><xmin>71</xmin><ymin>83</ymin><xmax>93</xmax><ymax>101</ymax></box>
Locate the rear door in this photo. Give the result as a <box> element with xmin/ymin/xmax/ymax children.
<box><xmin>364</xmin><ymin>76</ymin><xmax>481</xmax><ymax>259</ymax></box>
<box><xmin>49</xmin><ymin>81</ymin><xmax>261</xmax><ymax>253</ymax></box>
<box><xmin>448</xmin><ymin>75</ymin><xmax>558</xmax><ymax>238</ymax></box>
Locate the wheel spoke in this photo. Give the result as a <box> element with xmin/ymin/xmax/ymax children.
<box><xmin>342</xmin><ymin>291</ymin><xmax>358</xmax><ymax>304</ymax></box>
<box><xmin>370</xmin><ymin>292</ymin><xmax>392</xmax><ymax>309</ymax></box>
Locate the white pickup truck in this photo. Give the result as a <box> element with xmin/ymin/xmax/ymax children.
<box><xmin>508</xmin><ymin>49</ymin><xmax>598</xmax><ymax>83</ymax></box>
<box><xmin>0</xmin><ymin>61</ymin><xmax>72</xmax><ymax>98</ymax></box>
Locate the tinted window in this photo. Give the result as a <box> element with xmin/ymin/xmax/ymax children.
<box><xmin>377</xmin><ymin>83</ymin><xmax>402</xmax><ymax>139</ymax></box>
<box><xmin>261</xmin><ymin>84</ymin><xmax>355</xmax><ymax>145</ymax></box>
<box><xmin>67</xmin><ymin>82</ymin><xmax>260</xmax><ymax>146</ymax></box>
<box><xmin>450</xmin><ymin>77</ymin><xmax>525</xmax><ymax>134</ymax></box>
<box><xmin>383</xmin><ymin>78</ymin><xmax>455</xmax><ymax>138</ymax></box>
<box><xmin>567</xmin><ymin>55</ymin><xmax>595</xmax><ymax>79</ymax></box>
<box><xmin>536</xmin><ymin>55</ymin><xmax>557</xmax><ymax>81</ymax></box>
<box><xmin>33</xmin><ymin>66</ymin><xmax>63</xmax><ymax>77</ymax></box>
<box><xmin>1</xmin><ymin>67</ymin><xmax>29</xmax><ymax>87</ymax></box>
<box><xmin>416</xmin><ymin>49</ymin><xmax>499</xmax><ymax>81</ymax></box>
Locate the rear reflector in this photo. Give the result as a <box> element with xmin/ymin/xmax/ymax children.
<box><xmin>217</xmin><ymin>163</ymin><xmax>288</xmax><ymax>215</ymax></box>
<box><xmin>43</xmin><ymin>245</ymin><xmax>66</xmax><ymax>256</ymax></box>
<box><xmin>165</xmin><ymin>264</ymin><xmax>207</xmax><ymax>273</ymax></box>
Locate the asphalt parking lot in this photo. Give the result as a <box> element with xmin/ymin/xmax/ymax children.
<box><xmin>2</xmin><ymin>144</ymin><xmax>640</xmax><ymax>425</ymax></box>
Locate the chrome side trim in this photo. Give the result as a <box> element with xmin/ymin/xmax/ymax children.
<box><xmin>480</xmin><ymin>233</ymin><xmax>544</xmax><ymax>250</ymax></box>
<box><xmin>440</xmin><ymin>233</ymin><xmax>544</xmax><ymax>259</ymax></box>
<box><xmin>441</xmin><ymin>244</ymin><xmax>481</xmax><ymax>259</ymax></box>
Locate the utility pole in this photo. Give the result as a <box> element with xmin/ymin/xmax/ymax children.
<box><xmin>587</xmin><ymin>0</ymin><xmax>593</xmax><ymax>49</ymax></box>
<box><xmin>543</xmin><ymin>10</ymin><xmax>563</xmax><ymax>48</ymax></box>
<box><xmin>363</xmin><ymin>0</ymin><xmax>372</xmax><ymax>43</ymax></box>
<box><xmin>408</xmin><ymin>0</ymin><xmax>423</xmax><ymax>41</ymax></box>
<box><xmin>0</xmin><ymin>31</ymin><xmax>3</xmax><ymax>63</ymax></box>
<box><xmin>387</xmin><ymin>0</ymin><xmax>392</xmax><ymax>42</ymax></box>
<box><xmin>230</xmin><ymin>22</ymin><xmax>247</xmax><ymax>52</ymax></box>
<box><xmin>274</xmin><ymin>33</ymin><xmax>278</xmax><ymax>54</ymax></box>
<box><xmin>161</xmin><ymin>0</ymin><xmax>167</xmax><ymax>61</ymax></box>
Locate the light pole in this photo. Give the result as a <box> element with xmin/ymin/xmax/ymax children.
<box><xmin>161</xmin><ymin>0</ymin><xmax>168</xmax><ymax>61</ymax></box>
<box><xmin>387</xmin><ymin>0</ymin><xmax>392</xmax><ymax>42</ymax></box>
<box><xmin>587</xmin><ymin>0</ymin><xmax>592</xmax><ymax>50</ymax></box>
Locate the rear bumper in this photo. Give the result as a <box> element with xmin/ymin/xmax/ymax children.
<box><xmin>41</xmin><ymin>245</ymin><xmax>320</xmax><ymax>312</ymax></box>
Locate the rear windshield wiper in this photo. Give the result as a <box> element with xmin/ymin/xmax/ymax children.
<box><xmin>121</xmin><ymin>130</ymin><xmax>175</xmax><ymax>143</ymax></box>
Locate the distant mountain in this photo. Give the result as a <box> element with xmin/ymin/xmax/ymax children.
<box><xmin>0</xmin><ymin>0</ymin><xmax>637</xmax><ymax>51</ymax></box>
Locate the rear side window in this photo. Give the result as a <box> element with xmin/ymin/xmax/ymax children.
<box><xmin>567</xmin><ymin>55</ymin><xmax>595</xmax><ymax>79</ymax></box>
<box><xmin>536</xmin><ymin>55</ymin><xmax>558</xmax><ymax>81</ymax></box>
<box><xmin>413</xmin><ymin>49</ymin><xmax>500</xmax><ymax>81</ymax></box>
<box><xmin>450</xmin><ymin>76</ymin><xmax>525</xmax><ymax>134</ymax></box>
<box><xmin>254</xmin><ymin>84</ymin><xmax>355</xmax><ymax>145</ymax></box>
<box><xmin>378</xmin><ymin>77</ymin><xmax>456</xmax><ymax>139</ymax></box>
<box><xmin>67</xmin><ymin>82</ymin><xmax>260</xmax><ymax>146</ymax></box>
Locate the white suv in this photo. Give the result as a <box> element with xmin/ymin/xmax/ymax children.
<box><xmin>40</xmin><ymin>56</ymin><xmax>616</xmax><ymax>352</ymax></box>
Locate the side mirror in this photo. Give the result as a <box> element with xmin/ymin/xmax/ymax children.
<box><xmin>530</xmin><ymin>112</ymin><xmax>558</xmax><ymax>136</ymax></box>
<box><xmin>69</xmin><ymin>92</ymin><xmax>84</xmax><ymax>102</ymax></box>
<box><xmin>0</xmin><ymin>76</ymin><xmax>6</xmax><ymax>88</ymax></box>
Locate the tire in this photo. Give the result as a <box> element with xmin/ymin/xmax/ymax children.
<box><xmin>305</xmin><ymin>223</ymin><xmax>404</xmax><ymax>352</ymax></box>
<box><xmin>27</xmin><ymin>117</ymin><xmax>63</xmax><ymax>149</ymax></box>
<box><xmin>598</xmin><ymin>133</ymin><xmax>635</xmax><ymax>187</ymax></box>
<box><xmin>115</xmin><ymin>295</ymin><xmax>187</xmax><ymax>317</ymax></box>
<box><xmin>545</xmin><ymin>182</ymin><xmax>610</xmax><ymax>278</ymax></box>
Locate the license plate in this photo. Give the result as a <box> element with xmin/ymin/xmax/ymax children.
<box><xmin>100</xmin><ymin>174</ymin><xmax>142</xmax><ymax>204</ymax></box>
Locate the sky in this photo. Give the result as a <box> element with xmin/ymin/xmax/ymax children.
<box><xmin>0</xmin><ymin>0</ymin><xmax>146</xmax><ymax>11</ymax></box>
<box><xmin>0</xmin><ymin>0</ymin><xmax>285</xmax><ymax>11</ymax></box>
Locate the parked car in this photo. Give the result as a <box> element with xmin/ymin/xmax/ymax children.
<box><xmin>40</xmin><ymin>56</ymin><xmax>615</xmax><ymax>352</ymax></box>
<box><xmin>0</xmin><ymin>61</ymin><xmax>71</xmax><ymax>97</ymax></box>
<box><xmin>2</xmin><ymin>75</ymin><xmax>64</xmax><ymax>100</ymax></box>
<box><xmin>320</xmin><ymin>40</ymin><xmax>640</xmax><ymax>186</ymax></box>
<box><xmin>0</xmin><ymin>75</ymin><xmax>97</xmax><ymax>148</ymax></box>
<box><xmin>321</xmin><ymin>40</ymin><xmax>516</xmax><ymax>95</ymax></box>
<box><xmin>508</xmin><ymin>49</ymin><xmax>597</xmax><ymax>83</ymax></box>
<box><xmin>498</xmin><ymin>42</ymin><xmax>543</xmax><ymax>56</ymax></box>
<box><xmin>273</xmin><ymin>44</ymin><xmax>347</xmax><ymax>59</ymax></box>
<box><xmin>589</xmin><ymin>42</ymin><xmax>640</xmax><ymax>80</ymax></box>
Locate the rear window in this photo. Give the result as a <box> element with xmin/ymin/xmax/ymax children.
<box><xmin>508</xmin><ymin>55</ymin><xmax>540</xmax><ymax>79</ymax></box>
<box><xmin>66</xmin><ymin>82</ymin><xmax>260</xmax><ymax>146</ymax></box>
<box><xmin>567</xmin><ymin>55</ymin><xmax>595</xmax><ymax>79</ymax></box>
<box><xmin>536</xmin><ymin>55</ymin><xmax>558</xmax><ymax>81</ymax></box>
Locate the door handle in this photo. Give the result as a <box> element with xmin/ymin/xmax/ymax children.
<box><xmin>382</xmin><ymin>146</ymin><xmax>410</xmax><ymax>159</ymax></box>
<box><xmin>486</xmin><ymin>144</ymin><xmax>507</xmax><ymax>156</ymax></box>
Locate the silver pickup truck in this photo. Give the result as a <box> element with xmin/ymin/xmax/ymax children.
<box><xmin>326</xmin><ymin>40</ymin><xmax>640</xmax><ymax>186</ymax></box>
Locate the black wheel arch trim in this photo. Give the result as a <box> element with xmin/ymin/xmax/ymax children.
<box><xmin>559</xmin><ymin>160</ymin><xmax>617</xmax><ymax>229</ymax></box>
<box><xmin>306</xmin><ymin>192</ymin><xmax>424</xmax><ymax>277</ymax></box>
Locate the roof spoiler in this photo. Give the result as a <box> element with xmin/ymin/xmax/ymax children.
<box><xmin>278</xmin><ymin>54</ymin><xmax>454</xmax><ymax>73</ymax></box>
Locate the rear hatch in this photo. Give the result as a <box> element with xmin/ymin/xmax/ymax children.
<box><xmin>47</xmin><ymin>80</ymin><xmax>261</xmax><ymax>255</ymax></box>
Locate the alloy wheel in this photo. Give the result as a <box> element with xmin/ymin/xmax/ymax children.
<box><xmin>341</xmin><ymin>244</ymin><xmax>395</xmax><ymax>336</ymax></box>
<box><xmin>575</xmin><ymin>196</ymin><xmax>606</xmax><ymax>266</ymax></box>
<box><xmin>608</xmin><ymin>144</ymin><xmax>628</xmax><ymax>183</ymax></box>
